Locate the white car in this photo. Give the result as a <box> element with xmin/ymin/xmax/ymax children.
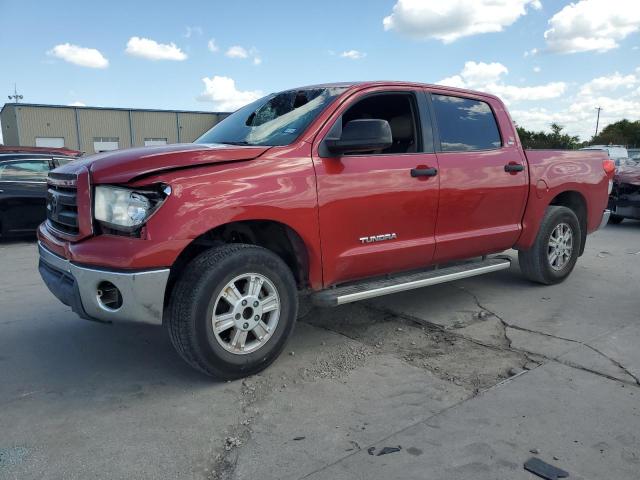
<box><xmin>581</xmin><ymin>145</ymin><xmax>633</xmax><ymax>166</ymax></box>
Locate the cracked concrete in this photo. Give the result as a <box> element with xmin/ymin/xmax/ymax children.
<box><xmin>1</xmin><ymin>222</ymin><xmax>639</xmax><ymax>480</ymax></box>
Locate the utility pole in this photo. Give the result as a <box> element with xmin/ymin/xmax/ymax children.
<box><xmin>7</xmin><ymin>84</ymin><xmax>23</xmax><ymax>103</ymax></box>
<box><xmin>594</xmin><ymin>106</ymin><xmax>602</xmax><ymax>138</ymax></box>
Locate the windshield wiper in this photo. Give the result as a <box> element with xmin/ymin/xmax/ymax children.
<box><xmin>220</xmin><ymin>141</ymin><xmax>252</xmax><ymax>146</ymax></box>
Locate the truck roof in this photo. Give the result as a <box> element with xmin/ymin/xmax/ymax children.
<box><xmin>295</xmin><ymin>81</ymin><xmax>503</xmax><ymax>102</ymax></box>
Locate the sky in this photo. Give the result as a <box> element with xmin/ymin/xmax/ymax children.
<box><xmin>1</xmin><ymin>0</ymin><xmax>639</xmax><ymax>142</ymax></box>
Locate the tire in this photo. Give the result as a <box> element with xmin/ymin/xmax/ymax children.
<box><xmin>608</xmin><ymin>214</ymin><xmax>624</xmax><ymax>225</ymax></box>
<box><xmin>518</xmin><ymin>206</ymin><xmax>582</xmax><ymax>285</ymax></box>
<box><xmin>166</xmin><ymin>244</ymin><xmax>298</xmax><ymax>379</ymax></box>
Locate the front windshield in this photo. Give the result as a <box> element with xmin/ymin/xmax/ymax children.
<box><xmin>195</xmin><ymin>87</ymin><xmax>347</xmax><ymax>147</ymax></box>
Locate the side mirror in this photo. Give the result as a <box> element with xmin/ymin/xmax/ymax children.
<box><xmin>325</xmin><ymin>119</ymin><xmax>392</xmax><ymax>155</ymax></box>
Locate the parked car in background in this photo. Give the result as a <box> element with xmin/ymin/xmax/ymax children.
<box><xmin>608</xmin><ymin>165</ymin><xmax>640</xmax><ymax>224</ymax></box>
<box><xmin>628</xmin><ymin>150</ymin><xmax>640</xmax><ymax>166</ymax></box>
<box><xmin>581</xmin><ymin>145</ymin><xmax>630</xmax><ymax>166</ymax></box>
<box><xmin>0</xmin><ymin>146</ymin><xmax>82</xmax><ymax>237</ymax></box>
<box><xmin>579</xmin><ymin>146</ymin><xmax>640</xmax><ymax>224</ymax></box>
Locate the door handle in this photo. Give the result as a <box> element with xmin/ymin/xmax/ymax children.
<box><xmin>411</xmin><ymin>167</ymin><xmax>438</xmax><ymax>178</ymax></box>
<box><xmin>504</xmin><ymin>163</ymin><xmax>525</xmax><ymax>173</ymax></box>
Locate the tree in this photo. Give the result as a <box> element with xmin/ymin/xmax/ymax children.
<box><xmin>516</xmin><ymin>123</ymin><xmax>580</xmax><ymax>150</ymax></box>
<box><xmin>591</xmin><ymin>119</ymin><xmax>640</xmax><ymax>147</ymax></box>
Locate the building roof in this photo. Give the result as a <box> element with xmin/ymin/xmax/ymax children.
<box><xmin>1</xmin><ymin>103</ymin><xmax>229</xmax><ymax>115</ymax></box>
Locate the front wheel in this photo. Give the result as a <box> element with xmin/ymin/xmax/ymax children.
<box><xmin>518</xmin><ymin>206</ymin><xmax>582</xmax><ymax>285</ymax></box>
<box><xmin>166</xmin><ymin>244</ymin><xmax>298</xmax><ymax>379</ymax></box>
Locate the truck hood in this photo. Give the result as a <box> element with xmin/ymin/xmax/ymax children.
<box><xmin>55</xmin><ymin>143</ymin><xmax>270</xmax><ymax>184</ymax></box>
<box><xmin>615</xmin><ymin>166</ymin><xmax>640</xmax><ymax>186</ymax></box>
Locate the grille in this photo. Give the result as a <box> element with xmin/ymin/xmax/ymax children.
<box><xmin>47</xmin><ymin>173</ymin><xmax>79</xmax><ymax>235</ymax></box>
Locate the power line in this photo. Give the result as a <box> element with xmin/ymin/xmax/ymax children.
<box><xmin>594</xmin><ymin>106</ymin><xmax>602</xmax><ymax>138</ymax></box>
<box><xmin>7</xmin><ymin>84</ymin><xmax>23</xmax><ymax>103</ymax></box>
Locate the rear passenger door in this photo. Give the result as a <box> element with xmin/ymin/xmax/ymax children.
<box><xmin>0</xmin><ymin>159</ymin><xmax>52</xmax><ymax>234</ymax></box>
<box><xmin>428</xmin><ymin>91</ymin><xmax>528</xmax><ymax>263</ymax></box>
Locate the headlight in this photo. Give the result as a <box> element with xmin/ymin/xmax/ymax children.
<box><xmin>94</xmin><ymin>185</ymin><xmax>170</xmax><ymax>231</ymax></box>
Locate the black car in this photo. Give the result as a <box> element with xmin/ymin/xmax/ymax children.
<box><xmin>0</xmin><ymin>149</ymin><xmax>79</xmax><ymax>237</ymax></box>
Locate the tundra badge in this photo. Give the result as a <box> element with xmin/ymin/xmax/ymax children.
<box><xmin>359</xmin><ymin>233</ymin><xmax>398</xmax><ymax>244</ymax></box>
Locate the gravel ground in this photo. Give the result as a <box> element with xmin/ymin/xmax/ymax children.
<box><xmin>1</xmin><ymin>222</ymin><xmax>638</xmax><ymax>479</ymax></box>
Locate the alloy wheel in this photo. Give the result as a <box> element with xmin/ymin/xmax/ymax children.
<box><xmin>211</xmin><ymin>273</ymin><xmax>281</xmax><ymax>354</ymax></box>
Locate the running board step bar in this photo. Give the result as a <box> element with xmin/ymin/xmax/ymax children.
<box><xmin>311</xmin><ymin>257</ymin><xmax>511</xmax><ymax>307</ymax></box>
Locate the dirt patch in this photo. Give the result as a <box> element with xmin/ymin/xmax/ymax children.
<box><xmin>304</xmin><ymin>303</ymin><xmax>527</xmax><ymax>391</ymax></box>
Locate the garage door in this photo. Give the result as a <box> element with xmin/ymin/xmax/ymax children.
<box><xmin>35</xmin><ymin>137</ymin><xmax>65</xmax><ymax>148</ymax></box>
<box><xmin>93</xmin><ymin>137</ymin><xmax>119</xmax><ymax>153</ymax></box>
<box><xmin>144</xmin><ymin>138</ymin><xmax>168</xmax><ymax>146</ymax></box>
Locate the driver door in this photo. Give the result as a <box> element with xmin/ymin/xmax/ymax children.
<box><xmin>312</xmin><ymin>87</ymin><xmax>440</xmax><ymax>287</ymax></box>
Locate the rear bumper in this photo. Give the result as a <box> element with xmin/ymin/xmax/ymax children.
<box><xmin>38</xmin><ymin>242</ymin><xmax>170</xmax><ymax>325</ymax></box>
<box><xmin>598</xmin><ymin>209</ymin><xmax>611</xmax><ymax>230</ymax></box>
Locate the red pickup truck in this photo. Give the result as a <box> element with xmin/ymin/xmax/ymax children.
<box><xmin>38</xmin><ymin>81</ymin><xmax>614</xmax><ymax>379</ymax></box>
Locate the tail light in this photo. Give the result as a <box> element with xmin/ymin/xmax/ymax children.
<box><xmin>603</xmin><ymin>159</ymin><xmax>615</xmax><ymax>175</ymax></box>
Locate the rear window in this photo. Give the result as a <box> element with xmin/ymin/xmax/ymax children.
<box><xmin>432</xmin><ymin>95</ymin><xmax>501</xmax><ymax>152</ymax></box>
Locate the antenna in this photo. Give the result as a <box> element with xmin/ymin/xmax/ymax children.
<box><xmin>8</xmin><ymin>84</ymin><xmax>23</xmax><ymax>103</ymax></box>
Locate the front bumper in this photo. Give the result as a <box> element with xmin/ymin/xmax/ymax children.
<box><xmin>38</xmin><ymin>242</ymin><xmax>170</xmax><ymax>324</ymax></box>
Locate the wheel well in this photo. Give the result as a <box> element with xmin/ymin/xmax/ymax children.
<box><xmin>164</xmin><ymin>220</ymin><xmax>309</xmax><ymax>307</ymax></box>
<box><xmin>549</xmin><ymin>191</ymin><xmax>587</xmax><ymax>255</ymax></box>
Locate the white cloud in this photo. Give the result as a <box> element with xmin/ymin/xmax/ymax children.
<box><xmin>438</xmin><ymin>75</ymin><xmax>467</xmax><ymax>89</ymax></box>
<box><xmin>459</xmin><ymin>61</ymin><xmax>508</xmax><ymax>85</ymax></box>
<box><xmin>510</xmin><ymin>67</ymin><xmax>640</xmax><ymax>140</ymax></box>
<box><xmin>47</xmin><ymin>43</ymin><xmax>109</xmax><ymax>69</ymax></box>
<box><xmin>197</xmin><ymin>76</ymin><xmax>263</xmax><ymax>111</ymax></box>
<box><xmin>340</xmin><ymin>50</ymin><xmax>366</xmax><ymax>60</ymax></box>
<box><xmin>511</xmin><ymin>107</ymin><xmax>559</xmax><ymax>126</ymax></box>
<box><xmin>125</xmin><ymin>37</ymin><xmax>187</xmax><ymax>61</ymax></box>
<box><xmin>524</xmin><ymin>47</ymin><xmax>539</xmax><ymax>57</ymax></box>
<box><xmin>184</xmin><ymin>26</ymin><xmax>203</xmax><ymax>38</ymax></box>
<box><xmin>68</xmin><ymin>101</ymin><xmax>86</xmax><ymax>106</ymax></box>
<box><xmin>533</xmin><ymin>66</ymin><xmax>541</xmax><ymax>73</ymax></box>
<box><xmin>544</xmin><ymin>0</ymin><xmax>640</xmax><ymax>54</ymax></box>
<box><xmin>207</xmin><ymin>39</ymin><xmax>219</xmax><ymax>53</ymax></box>
<box><xmin>579</xmin><ymin>72</ymin><xmax>637</xmax><ymax>95</ymax></box>
<box><xmin>226</xmin><ymin>45</ymin><xmax>249</xmax><ymax>58</ymax></box>
<box><xmin>567</xmin><ymin>95</ymin><xmax>640</xmax><ymax>137</ymax></box>
<box><xmin>489</xmin><ymin>82</ymin><xmax>568</xmax><ymax>103</ymax></box>
<box><xmin>383</xmin><ymin>0</ymin><xmax>541</xmax><ymax>43</ymax></box>
<box><xmin>437</xmin><ymin>61</ymin><xmax>567</xmax><ymax>103</ymax></box>
<box><xmin>225</xmin><ymin>45</ymin><xmax>261</xmax><ymax>65</ymax></box>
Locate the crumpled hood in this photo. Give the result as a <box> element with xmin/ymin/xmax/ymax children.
<box><xmin>615</xmin><ymin>166</ymin><xmax>640</xmax><ymax>186</ymax></box>
<box><xmin>54</xmin><ymin>143</ymin><xmax>270</xmax><ymax>184</ymax></box>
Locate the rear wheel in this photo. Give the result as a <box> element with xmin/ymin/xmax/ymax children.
<box><xmin>518</xmin><ymin>206</ymin><xmax>582</xmax><ymax>285</ymax></box>
<box><xmin>608</xmin><ymin>214</ymin><xmax>624</xmax><ymax>224</ymax></box>
<box><xmin>166</xmin><ymin>244</ymin><xmax>298</xmax><ymax>379</ymax></box>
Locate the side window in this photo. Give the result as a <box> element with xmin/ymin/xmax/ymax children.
<box><xmin>54</xmin><ymin>157</ymin><xmax>74</xmax><ymax>168</ymax></box>
<box><xmin>341</xmin><ymin>93</ymin><xmax>420</xmax><ymax>155</ymax></box>
<box><xmin>432</xmin><ymin>95</ymin><xmax>501</xmax><ymax>152</ymax></box>
<box><xmin>0</xmin><ymin>160</ymin><xmax>50</xmax><ymax>181</ymax></box>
